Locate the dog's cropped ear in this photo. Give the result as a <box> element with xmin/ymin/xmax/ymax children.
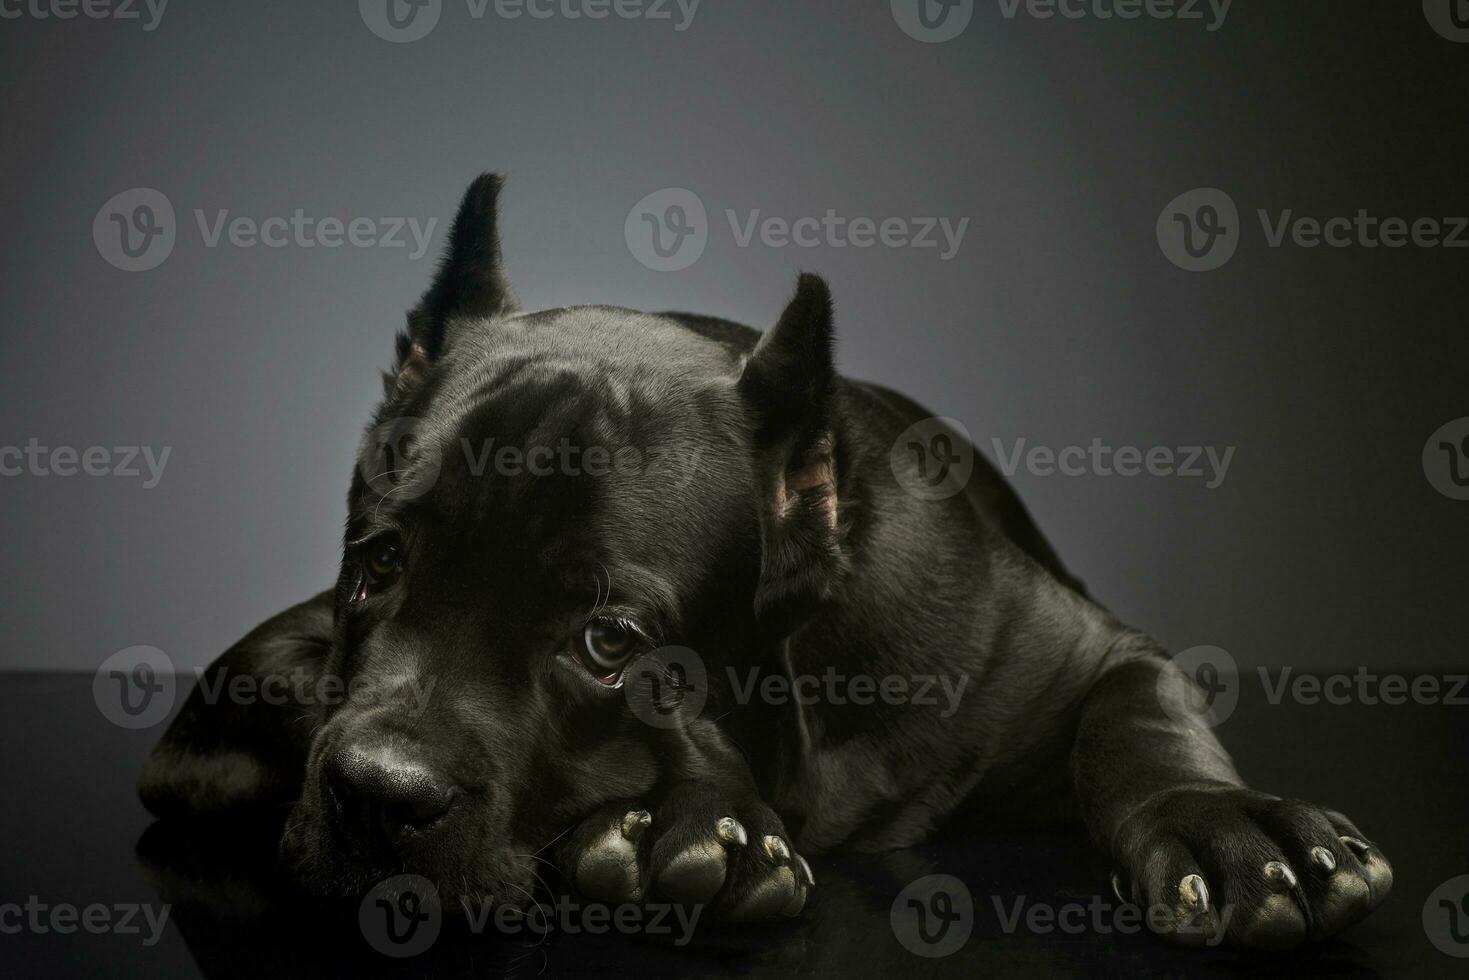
<box><xmin>138</xmin><ymin>591</ymin><xmax>334</xmax><ymax>821</ymax></box>
<box><xmin>391</xmin><ymin>172</ymin><xmax>520</xmax><ymax>395</ymax></box>
<box><xmin>738</xmin><ymin>273</ymin><xmax>849</xmax><ymax>631</ymax></box>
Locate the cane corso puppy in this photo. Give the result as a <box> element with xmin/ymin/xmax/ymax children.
<box><xmin>139</xmin><ymin>174</ymin><xmax>1391</xmax><ymax>948</ymax></box>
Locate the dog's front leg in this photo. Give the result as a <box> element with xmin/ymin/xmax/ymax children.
<box><xmin>554</xmin><ymin>718</ymin><xmax>814</xmax><ymax>921</ymax></box>
<box><xmin>1071</xmin><ymin>634</ymin><xmax>1392</xmax><ymax>948</ymax></box>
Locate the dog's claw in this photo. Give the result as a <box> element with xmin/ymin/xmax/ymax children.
<box><xmin>1263</xmin><ymin>860</ymin><xmax>1298</xmax><ymax>892</ymax></box>
<box><xmin>564</xmin><ymin>799</ymin><xmax>809</xmax><ymax>922</ymax></box>
<box><xmin>1179</xmin><ymin>873</ymin><xmax>1209</xmax><ymax>914</ymax></box>
<box><xmin>621</xmin><ymin>809</ymin><xmax>652</xmax><ymax>843</ymax></box>
<box><xmin>716</xmin><ymin>816</ymin><xmax>748</xmax><ymax>847</ymax></box>
<box><xmin>1116</xmin><ymin>791</ymin><xmax>1389</xmax><ymax>948</ymax></box>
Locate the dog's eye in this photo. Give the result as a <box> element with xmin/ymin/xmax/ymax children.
<box><xmin>355</xmin><ymin>534</ymin><xmax>405</xmax><ymax>600</ymax></box>
<box><xmin>574</xmin><ymin>618</ymin><xmax>640</xmax><ymax>680</ymax></box>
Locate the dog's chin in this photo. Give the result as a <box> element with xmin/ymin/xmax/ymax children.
<box><xmin>279</xmin><ymin>806</ymin><xmax>540</xmax><ymax>915</ymax></box>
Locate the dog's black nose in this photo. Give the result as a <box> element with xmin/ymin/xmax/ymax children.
<box><xmin>324</xmin><ymin>745</ymin><xmax>459</xmax><ymax>849</ymax></box>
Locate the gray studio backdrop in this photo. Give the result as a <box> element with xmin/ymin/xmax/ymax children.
<box><xmin>1</xmin><ymin>1</ymin><xmax>1465</xmax><ymax>672</ymax></box>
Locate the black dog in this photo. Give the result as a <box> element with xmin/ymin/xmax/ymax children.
<box><xmin>140</xmin><ymin>174</ymin><xmax>1391</xmax><ymax>947</ymax></box>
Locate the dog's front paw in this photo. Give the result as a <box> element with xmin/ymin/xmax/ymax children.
<box><xmin>557</xmin><ymin>787</ymin><xmax>813</xmax><ymax>922</ymax></box>
<box><xmin>1111</xmin><ymin>785</ymin><xmax>1392</xmax><ymax>949</ymax></box>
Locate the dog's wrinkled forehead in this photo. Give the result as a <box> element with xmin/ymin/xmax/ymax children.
<box><xmin>353</xmin><ymin>306</ymin><xmax>753</xmax><ymax>587</ymax></box>
<box><xmin>440</xmin><ymin>305</ymin><xmax>742</xmax><ymax>457</ymax></box>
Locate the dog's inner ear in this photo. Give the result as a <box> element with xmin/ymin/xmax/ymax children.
<box><xmin>738</xmin><ymin>273</ymin><xmax>847</xmax><ymax>630</ymax></box>
<box><xmin>391</xmin><ymin>172</ymin><xmax>520</xmax><ymax>396</ymax></box>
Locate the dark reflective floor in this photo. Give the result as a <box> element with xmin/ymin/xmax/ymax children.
<box><xmin>2</xmin><ymin>670</ymin><xmax>1466</xmax><ymax>978</ymax></box>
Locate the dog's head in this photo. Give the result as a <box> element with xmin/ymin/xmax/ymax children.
<box><xmin>143</xmin><ymin>175</ymin><xmax>850</xmax><ymax>910</ymax></box>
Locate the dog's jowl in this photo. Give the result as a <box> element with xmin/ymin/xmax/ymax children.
<box><xmin>139</xmin><ymin>173</ymin><xmax>1391</xmax><ymax>948</ymax></box>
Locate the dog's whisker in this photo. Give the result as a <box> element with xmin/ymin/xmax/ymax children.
<box><xmin>597</xmin><ymin>562</ymin><xmax>612</xmax><ymax>616</ymax></box>
<box><xmin>497</xmin><ymin>874</ymin><xmax>552</xmax><ymax>948</ymax></box>
<box><xmin>533</xmin><ymin>821</ymin><xmax>577</xmax><ymax>856</ymax></box>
